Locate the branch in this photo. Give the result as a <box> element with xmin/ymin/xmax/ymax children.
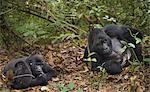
<box><xmin>6</xmin><ymin>1</ymin><xmax>86</xmax><ymax>34</ymax></box>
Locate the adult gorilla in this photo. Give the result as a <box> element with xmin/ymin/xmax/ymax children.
<box><xmin>83</xmin><ymin>24</ymin><xmax>143</xmax><ymax>75</ymax></box>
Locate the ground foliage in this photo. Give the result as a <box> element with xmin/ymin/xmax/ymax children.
<box><xmin>0</xmin><ymin>0</ymin><xmax>150</xmax><ymax>46</ymax></box>
<box><xmin>0</xmin><ymin>0</ymin><xmax>150</xmax><ymax>92</ymax></box>
<box><xmin>0</xmin><ymin>37</ymin><xmax>150</xmax><ymax>92</ymax></box>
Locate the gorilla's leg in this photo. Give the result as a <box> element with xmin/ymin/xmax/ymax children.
<box><xmin>103</xmin><ymin>61</ymin><xmax>122</xmax><ymax>75</ymax></box>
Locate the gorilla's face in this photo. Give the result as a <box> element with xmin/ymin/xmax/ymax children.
<box><xmin>92</xmin><ymin>31</ymin><xmax>112</xmax><ymax>55</ymax></box>
<box><xmin>27</xmin><ymin>54</ymin><xmax>44</xmax><ymax>66</ymax></box>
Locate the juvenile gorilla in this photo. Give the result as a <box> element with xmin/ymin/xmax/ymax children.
<box><xmin>2</xmin><ymin>54</ymin><xmax>56</xmax><ymax>89</ymax></box>
<box><xmin>83</xmin><ymin>24</ymin><xmax>143</xmax><ymax>75</ymax></box>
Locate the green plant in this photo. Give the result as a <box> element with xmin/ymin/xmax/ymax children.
<box><xmin>97</xmin><ymin>65</ymin><xmax>108</xmax><ymax>80</ymax></box>
<box><xmin>119</xmin><ymin>30</ymin><xmax>143</xmax><ymax>73</ymax></box>
<box><xmin>51</xmin><ymin>33</ymin><xmax>80</xmax><ymax>43</ymax></box>
<box><xmin>53</xmin><ymin>82</ymin><xmax>82</xmax><ymax>92</ymax></box>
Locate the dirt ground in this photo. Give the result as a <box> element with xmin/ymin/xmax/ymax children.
<box><xmin>0</xmin><ymin>38</ymin><xmax>149</xmax><ymax>92</ymax></box>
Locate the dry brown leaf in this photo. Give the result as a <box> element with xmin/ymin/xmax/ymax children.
<box><xmin>136</xmin><ymin>86</ymin><xmax>144</xmax><ymax>92</ymax></box>
<box><xmin>100</xmin><ymin>86</ymin><xmax>114</xmax><ymax>92</ymax></box>
<box><xmin>52</xmin><ymin>77</ymin><xmax>59</xmax><ymax>82</ymax></box>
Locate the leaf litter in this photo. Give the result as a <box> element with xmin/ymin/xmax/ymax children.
<box><xmin>0</xmin><ymin>38</ymin><xmax>149</xmax><ymax>92</ymax></box>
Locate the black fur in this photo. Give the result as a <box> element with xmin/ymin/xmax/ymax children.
<box><xmin>83</xmin><ymin>24</ymin><xmax>143</xmax><ymax>75</ymax></box>
<box><xmin>103</xmin><ymin>24</ymin><xmax>143</xmax><ymax>62</ymax></box>
<box><xmin>83</xmin><ymin>28</ymin><xmax>123</xmax><ymax>75</ymax></box>
<box><xmin>2</xmin><ymin>54</ymin><xmax>57</xmax><ymax>89</ymax></box>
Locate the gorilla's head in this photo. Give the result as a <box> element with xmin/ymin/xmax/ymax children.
<box><xmin>27</xmin><ymin>54</ymin><xmax>44</xmax><ymax>66</ymax></box>
<box><xmin>88</xmin><ymin>28</ymin><xmax>112</xmax><ymax>55</ymax></box>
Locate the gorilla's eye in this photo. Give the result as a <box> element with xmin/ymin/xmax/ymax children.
<box><xmin>103</xmin><ymin>39</ymin><xmax>107</xmax><ymax>43</ymax></box>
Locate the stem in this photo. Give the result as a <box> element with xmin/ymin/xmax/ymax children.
<box><xmin>130</xmin><ymin>48</ymin><xmax>140</xmax><ymax>63</ymax></box>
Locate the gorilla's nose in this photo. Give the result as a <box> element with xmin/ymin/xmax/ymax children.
<box><xmin>104</xmin><ymin>47</ymin><xmax>109</xmax><ymax>50</ymax></box>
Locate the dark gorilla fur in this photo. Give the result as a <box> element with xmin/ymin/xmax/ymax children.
<box><xmin>103</xmin><ymin>24</ymin><xmax>143</xmax><ymax>62</ymax></box>
<box><xmin>83</xmin><ymin>24</ymin><xmax>143</xmax><ymax>75</ymax></box>
<box><xmin>84</xmin><ymin>28</ymin><xmax>122</xmax><ymax>74</ymax></box>
<box><xmin>2</xmin><ymin>54</ymin><xmax>57</xmax><ymax>89</ymax></box>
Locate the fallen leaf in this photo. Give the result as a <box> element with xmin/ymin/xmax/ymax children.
<box><xmin>52</xmin><ymin>77</ymin><xmax>59</xmax><ymax>82</ymax></box>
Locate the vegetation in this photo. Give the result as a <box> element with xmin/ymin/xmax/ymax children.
<box><xmin>0</xmin><ymin>0</ymin><xmax>149</xmax><ymax>47</ymax></box>
<box><xmin>0</xmin><ymin>0</ymin><xmax>149</xmax><ymax>92</ymax></box>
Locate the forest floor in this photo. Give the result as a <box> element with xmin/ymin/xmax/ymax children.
<box><xmin>0</xmin><ymin>37</ymin><xmax>149</xmax><ymax>92</ymax></box>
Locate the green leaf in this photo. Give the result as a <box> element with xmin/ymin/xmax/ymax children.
<box><xmin>91</xmin><ymin>58</ymin><xmax>97</xmax><ymax>62</ymax></box>
<box><xmin>131</xmin><ymin>61</ymin><xmax>140</xmax><ymax>66</ymax></box>
<box><xmin>86</xmin><ymin>57</ymin><xmax>97</xmax><ymax>62</ymax></box>
<box><xmin>93</xmin><ymin>24</ymin><xmax>102</xmax><ymax>28</ymax></box>
<box><xmin>119</xmin><ymin>46</ymin><xmax>127</xmax><ymax>53</ymax></box>
<box><xmin>148</xmin><ymin>10</ymin><xmax>150</xmax><ymax>14</ymax></box>
<box><xmin>87</xmin><ymin>57</ymin><xmax>92</xmax><ymax>62</ymax></box>
<box><xmin>84</xmin><ymin>0</ymin><xmax>89</xmax><ymax>3</ymax></box>
<box><xmin>23</xmin><ymin>31</ymin><xmax>35</xmax><ymax>37</ymax></box>
<box><xmin>143</xmin><ymin>58</ymin><xmax>150</xmax><ymax>64</ymax></box>
<box><xmin>120</xmin><ymin>40</ymin><xmax>127</xmax><ymax>45</ymax></box>
<box><xmin>88</xmin><ymin>52</ymin><xmax>96</xmax><ymax>57</ymax></box>
<box><xmin>128</xmin><ymin>43</ymin><xmax>135</xmax><ymax>48</ymax></box>
<box><xmin>135</xmin><ymin>37</ymin><xmax>142</xmax><ymax>44</ymax></box>
<box><xmin>33</xmin><ymin>34</ymin><xmax>37</xmax><ymax>39</ymax></box>
<box><xmin>77</xmin><ymin>88</ymin><xmax>82</xmax><ymax>92</ymax></box>
<box><xmin>78</xmin><ymin>13</ymin><xmax>83</xmax><ymax>18</ymax></box>
<box><xmin>68</xmin><ymin>82</ymin><xmax>74</xmax><ymax>90</ymax></box>
<box><xmin>61</xmin><ymin>87</ymin><xmax>68</xmax><ymax>92</ymax></box>
<box><xmin>97</xmin><ymin>66</ymin><xmax>103</xmax><ymax>71</ymax></box>
<box><xmin>36</xmin><ymin>30</ymin><xmax>47</xmax><ymax>35</ymax></box>
<box><xmin>89</xmin><ymin>10</ymin><xmax>94</xmax><ymax>14</ymax></box>
<box><xmin>102</xmin><ymin>68</ymin><xmax>106</xmax><ymax>73</ymax></box>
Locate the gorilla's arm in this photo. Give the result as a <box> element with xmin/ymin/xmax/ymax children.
<box><xmin>103</xmin><ymin>24</ymin><xmax>143</xmax><ymax>42</ymax></box>
<box><xmin>42</xmin><ymin>62</ymin><xmax>57</xmax><ymax>80</ymax></box>
<box><xmin>30</xmin><ymin>73</ymin><xmax>48</xmax><ymax>87</ymax></box>
<box><xmin>28</xmin><ymin>54</ymin><xmax>57</xmax><ymax>83</ymax></box>
<box><xmin>103</xmin><ymin>24</ymin><xmax>143</xmax><ymax>61</ymax></box>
